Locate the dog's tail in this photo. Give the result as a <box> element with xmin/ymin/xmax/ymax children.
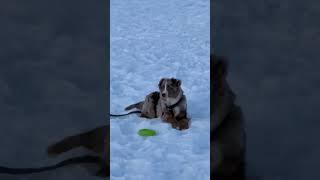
<box><xmin>124</xmin><ymin>101</ymin><xmax>144</xmax><ymax>111</ymax></box>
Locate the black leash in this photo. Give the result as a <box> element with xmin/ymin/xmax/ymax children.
<box><xmin>110</xmin><ymin>110</ymin><xmax>141</xmax><ymax>117</ymax></box>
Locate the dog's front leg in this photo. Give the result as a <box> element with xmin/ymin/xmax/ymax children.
<box><xmin>161</xmin><ymin>110</ymin><xmax>175</xmax><ymax>123</ymax></box>
<box><xmin>170</xmin><ymin>109</ymin><xmax>189</xmax><ymax>130</ymax></box>
<box><xmin>171</xmin><ymin>118</ymin><xmax>189</xmax><ymax>130</ymax></box>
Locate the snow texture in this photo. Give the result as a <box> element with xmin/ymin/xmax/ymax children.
<box><xmin>110</xmin><ymin>0</ymin><xmax>210</xmax><ymax>180</ymax></box>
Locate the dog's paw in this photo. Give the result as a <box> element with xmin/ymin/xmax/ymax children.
<box><xmin>162</xmin><ymin>112</ymin><xmax>174</xmax><ymax>123</ymax></box>
<box><xmin>172</xmin><ymin>118</ymin><xmax>189</xmax><ymax>130</ymax></box>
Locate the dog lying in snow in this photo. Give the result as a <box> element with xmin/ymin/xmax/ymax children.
<box><xmin>125</xmin><ymin>78</ymin><xmax>189</xmax><ymax>130</ymax></box>
<box><xmin>211</xmin><ymin>55</ymin><xmax>246</xmax><ymax>179</ymax></box>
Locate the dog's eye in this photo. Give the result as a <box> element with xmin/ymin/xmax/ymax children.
<box><xmin>167</xmin><ymin>85</ymin><xmax>175</xmax><ymax>90</ymax></box>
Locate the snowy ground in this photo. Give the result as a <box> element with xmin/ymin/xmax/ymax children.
<box><xmin>110</xmin><ymin>0</ymin><xmax>210</xmax><ymax>180</ymax></box>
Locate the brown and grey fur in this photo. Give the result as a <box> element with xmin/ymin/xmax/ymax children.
<box><xmin>125</xmin><ymin>78</ymin><xmax>189</xmax><ymax>130</ymax></box>
<box><xmin>211</xmin><ymin>55</ymin><xmax>246</xmax><ymax>179</ymax></box>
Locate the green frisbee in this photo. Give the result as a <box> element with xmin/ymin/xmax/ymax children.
<box><xmin>138</xmin><ymin>129</ymin><xmax>157</xmax><ymax>137</ymax></box>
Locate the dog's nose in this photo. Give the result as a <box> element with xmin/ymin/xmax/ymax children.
<box><xmin>162</xmin><ymin>93</ymin><xmax>166</xmax><ymax>97</ymax></box>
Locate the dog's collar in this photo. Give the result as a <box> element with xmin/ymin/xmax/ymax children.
<box><xmin>166</xmin><ymin>94</ymin><xmax>183</xmax><ymax>110</ymax></box>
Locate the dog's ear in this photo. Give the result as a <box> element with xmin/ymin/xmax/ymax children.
<box><xmin>170</xmin><ymin>78</ymin><xmax>181</xmax><ymax>86</ymax></box>
<box><xmin>158</xmin><ymin>78</ymin><xmax>165</xmax><ymax>88</ymax></box>
<box><xmin>176</xmin><ymin>79</ymin><xmax>181</xmax><ymax>86</ymax></box>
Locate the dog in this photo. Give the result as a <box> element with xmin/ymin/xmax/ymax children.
<box><xmin>125</xmin><ymin>78</ymin><xmax>189</xmax><ymax>130</ymax></box>
<box><xmin>211</xmin><ymin>55</ymin><xmax>246</xmax><ymax>179</ymax></box>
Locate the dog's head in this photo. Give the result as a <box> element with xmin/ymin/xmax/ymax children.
<box><xmin>158</xmin><ymin>78</ymin><xmax>182</xmax><ymax>101</ymax></box>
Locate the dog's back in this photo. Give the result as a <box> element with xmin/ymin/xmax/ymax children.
<box><xmin>141</xmin><ymin>91</ymin><xmax>160</xmax><ymax>118</ymax></box>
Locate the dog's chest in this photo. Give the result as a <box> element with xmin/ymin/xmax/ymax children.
<box><xmin>157</xmin><ymin>99</ymin><xmax>186</xmax><ymax>117</ymax></box>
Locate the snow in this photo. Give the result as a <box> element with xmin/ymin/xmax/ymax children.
<box><xmin>110</xmin><ymin>0</ymin><xmax>210</xmax><ymax>179</ymax></box>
